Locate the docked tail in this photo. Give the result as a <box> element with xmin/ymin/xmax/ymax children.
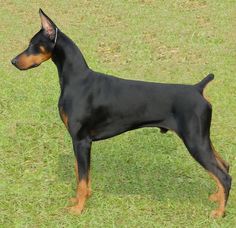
<box><xmin>195</xmin><ymin>73</ymin><xmax>214</xmax><ymax>94</ymax></box>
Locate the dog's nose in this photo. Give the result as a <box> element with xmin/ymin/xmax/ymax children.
<box><xmin>11</xmin><ymin>58</ymin><xmax>17</xmax><ymax>65</ymax></box>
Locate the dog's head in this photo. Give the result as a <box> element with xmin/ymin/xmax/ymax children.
<box><xmin>11</xmin><ymin>9</ymin><xmax>58</xmax><ymax>70</ymax></box>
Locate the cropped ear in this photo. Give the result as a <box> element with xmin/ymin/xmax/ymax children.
<box><xmin>39</xmin><ymin>8</ymin><xmax>57</xmax><ymax>40</ymax></box>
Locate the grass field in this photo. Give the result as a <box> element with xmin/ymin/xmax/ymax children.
<box><xmin>1</xmin><ymin>1</ymin><xmax>236</xmax><ymax>227</ymax></box>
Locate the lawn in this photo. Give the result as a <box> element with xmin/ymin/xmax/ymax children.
<box><xmin>1</xmin><ymin>0</ymin><xmax>236</xmax><ymax>227</ymax></box>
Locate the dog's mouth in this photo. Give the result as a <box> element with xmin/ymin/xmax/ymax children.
<box><xmin>13</xmin><ymin>64</ymin><xmax>40</xmax><ymax>71</ymax></box>
<box><xmin>27</xmin><ymin>63</ymin><xmax>40</xmax><ymax>69</ymax></box>
<box><xmin>11</xmin><ymin>58</ymin><xmax>41</xmax><ymax>71</ymax></box>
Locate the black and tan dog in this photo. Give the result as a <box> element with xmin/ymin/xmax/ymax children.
<box><xmin>11</xmin><ymin>9</ymin><xmax>231</xmax><ymax>218</ymax></box>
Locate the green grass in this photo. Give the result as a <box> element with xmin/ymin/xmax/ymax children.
<box><xmin>1</xmin><ymin>0</ymin><xmax>236</xmax><ymax>227</ymax></box>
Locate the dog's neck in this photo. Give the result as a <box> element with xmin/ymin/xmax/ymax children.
<box><xmin>51</xmin><ymin>31</ymin><xmax>89</xmax><ymax>88</ymax></box>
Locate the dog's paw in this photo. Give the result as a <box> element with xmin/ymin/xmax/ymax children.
<box><xmin>210</xmin><ymin>209</ymin><xmax>224</xmax><ymax>218</ymax></box>
<box><xmin>67</xmin><ymin>205</ymin><xmax>83</xmax><ymax>215</ymax></box>
<box><xmin>87</xmin><ymin>188</ymin><xmax>92</xmax><ymax>197</ymax></box>
<box><xmin>69</xmin><ymin>197</ymin><xmax>79</xmax><ymax>204</ymax></box>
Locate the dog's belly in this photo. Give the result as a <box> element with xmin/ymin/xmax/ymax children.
<box><xmin>90</xmin><ymin>122</ymin><xmax>158</xmax><ymax>141</ymax></box>
<box><xmin>90</xmin><ymin>115</ymin><xmax>175</xmax><ymax>141</ymax></box>
<box><xmin>88</xmin><ymin>94</ymin><xmax>178</xmax><ymax>141</ymax></box>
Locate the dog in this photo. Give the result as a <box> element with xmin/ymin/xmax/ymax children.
<box><xmin>11</xmin><ymin>9</ymin><xmax>231</xmax><ymax>218</ymax></box>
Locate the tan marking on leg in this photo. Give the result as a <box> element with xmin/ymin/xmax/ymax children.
<box><xmin>69</xmin><ymin>160</ymin><xmax>79</xmax><ymax>204</ymax></box>
<box><xmin>69</xmin><ymin>160</ymin><xmax>91</xmax><ymax>212</ymax></box>
<box><xmin>208</xmin><ymin>144</ymin><xmax>229</xmax><ymax>204</ymax></box>
<box><xmin>69</xmin><ymin>179</ymin><xmax>88</xmax><ymax>215</ymax></box>
<box><xmin>70</xmin><ymin>159</ymin><xmax>92</xmax><ymax>207</ymax></box>
<box><xmin>202</xmin><ymin>89</ymin><xmax>227</xmax><ymax>173</ymax></box>
<box><xmin>209</xmin><ymin>191</ymin><xmax>220</xmax><ymax>202</ymax></box>
<box><xmin>69</xmin><ymin>197</ymin><xmax>78</xmax><ymax>204</ymax></box>
<box><xmin>208</xmin><ymin>172</ymin><xmax>225</xmax><ymax>218</ymax></box>
<box><xmin>211</xmin><ymin>143</ymin><xmax>229</xmax><ymax>172</ymax></box>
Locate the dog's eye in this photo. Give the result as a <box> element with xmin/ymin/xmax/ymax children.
<box><xmin>27</xmin><ymin>44</ymin><xmax>40</xmax><ymax>54</ymax></box>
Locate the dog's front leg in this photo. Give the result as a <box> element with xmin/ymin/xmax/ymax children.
<box><xmin>68</xmin><ymin>137</ymin><xmax>92</xmax><ymax>215</ymax></box>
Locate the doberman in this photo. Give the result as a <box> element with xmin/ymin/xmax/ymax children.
<box><xmin>11</xmin><ymin>9</ymin><xmax>231</xmax><ymax>218</ymax></box>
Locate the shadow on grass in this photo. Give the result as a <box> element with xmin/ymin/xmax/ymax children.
<box><xmin>56</xmin><ymin>132</ymin><xmax>211</xmax><ymax>204</ymax></box>
<box><xmin>94</xmin><ymin>155</ymin><xmax>209</xmax><ymax>203</ymax></box>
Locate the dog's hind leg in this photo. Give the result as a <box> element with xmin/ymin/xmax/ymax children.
<box><xmin>207</xmin><ymin>143</ymin><xmax>230</xmax><ymax>205</ymax></box>
<box><xmin>177</xmin><ymin>110</ymin><xmax>231</xmax><ymax>218</ymax></box>
<box><xmin>184</xmin><ymin>137</ymin><xmax>231</xmax><ymax>218</ymax></box>
<box><xmin>210</xmin><ymin>143</ymin><xmax>229</xmax><ymax>173</ymax></box>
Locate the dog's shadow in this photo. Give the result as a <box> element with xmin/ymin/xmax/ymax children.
<box><xmin>57</xmin><ymin>131</ymin><xmax>211</xmax><ymax>203</ymax></box>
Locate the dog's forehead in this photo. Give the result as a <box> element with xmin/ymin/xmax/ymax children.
<box><xmin>30</xmin><ymin>29</ymin><xmax>46</xmax><ymax>44</ymax></box>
